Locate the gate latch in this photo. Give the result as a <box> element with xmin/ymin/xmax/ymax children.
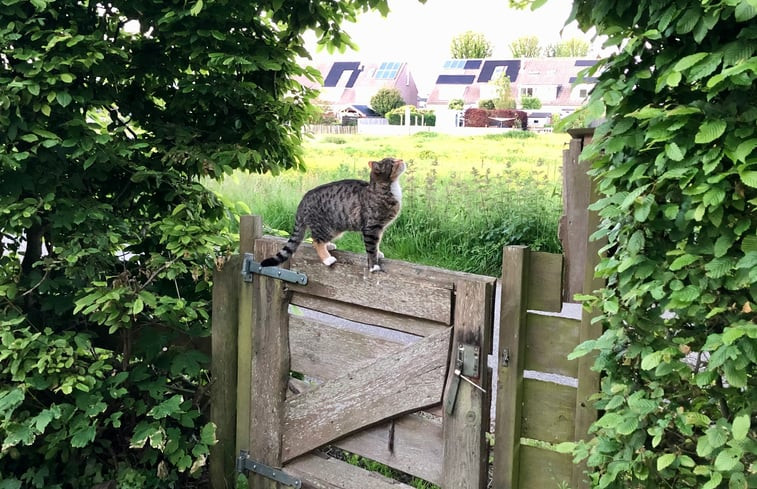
<box><xmin>241</xmin><ymin>253</ymin><xmax>308</xmax><ymax>285</ymax></box>
<box><xmin>236</xmin><ymin>451</ymin><xmax>302</xmax><ymax>488</ymax></box>
<box><xmin>444</xmin><ymin>344</ymin><xmax>486</xmax><ymax>415</ymax></box>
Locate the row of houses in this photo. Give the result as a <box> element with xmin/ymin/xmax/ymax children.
<box><xmin>302</xmin><ymin>57</ymin><xmax>597</xmax><ymax>128</ymax></box>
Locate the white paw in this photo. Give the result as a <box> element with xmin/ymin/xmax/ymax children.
<box><xmin>377</xmin><ymin>251</ymin><xmax>385</xmax><ymax>259</ymax></box>
<box><xmin>326</xmin><ymin>242</ymin><xmax>337</xmax><ymax>251</ymax></box>
<box><xmin>323</xmin><ymin>256</ymin><xmax>337</xmax><ymax>267</ymax></box>
<box><xmin>370</xmin><ymin>264</ymin><xmax>382</xmax><ymax>273</ymax></box>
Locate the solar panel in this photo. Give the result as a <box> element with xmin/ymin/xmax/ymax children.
<box><xmin>375</xmin><ymin>61</ymin><xmax>401</xmax><ymax>79</ymax></box>
<box><xmin>443</xmin><ymin>59</ymin><xmax>467</xmax><ymax>70</ymax></box>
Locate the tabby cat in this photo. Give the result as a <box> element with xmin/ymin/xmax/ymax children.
<box><xmin>260</xmin><ymin>157</ymin><xmax>405</xmax><ymax>272</ymax></box>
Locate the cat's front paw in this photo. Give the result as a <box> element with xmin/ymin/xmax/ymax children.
<box><xmin>323</xmin><ymin>256</ymin><xmax>337</xmax><ymax>267</ymax></box>
<box><xmin>370</xmin><ymin>264</ymin><xmax>382</xmax><ymax>273</ymax></box>
<box><xmin>326</xmin><ymin>242</ymin><xmax>337</xmax><ymax>251</ymax></box>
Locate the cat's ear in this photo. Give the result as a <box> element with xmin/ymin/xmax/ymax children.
<box><xmin>368</xmin><ymin>161</ymin><xmax>375</xmax><ymax>170</ymax></box>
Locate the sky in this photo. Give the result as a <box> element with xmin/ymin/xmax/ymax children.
<box><xmin>303</xmin><ymin>0</ymin><xmax>597</xmax><ymax>95</ymax></box>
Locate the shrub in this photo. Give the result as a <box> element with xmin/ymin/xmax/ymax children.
<box><xmin>478</xmin><ymin>99</ymin><xmax>496</xmax><ymax>110</ymax></box>
<box><xmin>559</xmin><ymin>1</ymin><xmax>757</xmax><ymax>488</ymax></box>
<box><xmin>464</xmin><ymin>108</ymin><xmax>528</xmax><ymax>130</ymax></box>
<box><xmin>448</xmin><ymin>99</ymin><xmax>464</xmax><ymax>110</ymax></box>
<box><xmin>386</xmin><ymin>106</ymin><xmax>436</xmax><ymax>126</ymax></box>
<box><xmin>370</xmin><ymin>88</ymin><xmax>406</xmax><ymax>117</ymax></box>
<box><xmin>520</xmin><ymin>96</ymin><xmax>542</xmax><ymax>109</ymax></box>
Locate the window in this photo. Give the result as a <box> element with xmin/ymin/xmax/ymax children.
<box><xmin>374</xmin><ymin>62</ymin><xmax>401</xmax><ymax>80</ymax></box>
<box><xmin>579</xmin><ymin>88</ymin><xmax>588</xmax><ymax>98</ymax></box>
<box><xmin>521</xmin><ymin>87</ymin><xmax>534</xmax><ymax>97</ymax></box>
<box><xmin>491</xmin><ymin>65</ymin><xmax>507</xmax><ymax>80</ymax></box>
<box><xmin>442</xmin><ymin>59</ymin><xmax>467</xmax><ymax>70</ymax></box>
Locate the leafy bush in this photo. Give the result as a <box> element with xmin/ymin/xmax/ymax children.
<box><xmin>0</xmin><ymin>0</ymin><xmax>383</xmax><ymax>487</ymax></box>
<box><xmin>556</xmin><ymin>1</ymin><xmax>757</xmax><ymax>488</ymax></box>
<box><xmin>370</xmin><ymin>88</ymin><xmax>406</xmax><ymax>117</ymax></box>
<box><xmin>386</xmin><ymin>106</ymin><xmax>436</xmax><ymax>126</ymax></box>
<box><xmin>464</xmin><ymin>108</ymin><xmax>528</xmax><ymax>130</ymax></box>
<box><xmin>520</xmin><ymin>96</ymin><xmax>542</xmax><ymax>109</ymax></box>
<box><xmin>448</xmin><ymin>99</ymin><xmax>465</xmax><ymax>110</ymax></box>
<box><xmin>478</xmin><ymin>99</ymin><xmax>496</xmax><ymax>110</ymax></box>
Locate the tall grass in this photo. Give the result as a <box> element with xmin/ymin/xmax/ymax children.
<box><xmin>208</xmin><ymin>131</ymin><xmax>567</xmax><ymax>276</ymax></box>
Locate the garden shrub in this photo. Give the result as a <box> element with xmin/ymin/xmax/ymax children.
<box><xmin>386</xmin><ymin>105</ymin><xmax>436</xmax><ymax>126</ymax></box>
<box><xmin>549</xmin><ymin>1</ymin><xmax>757</xmax><ymax>488</ymax></box>
<box><xmin>0</xmin><ymin>0</ymin><xmax>384</xmax><ymax>487</ymax></box>
<box><xmin>464</xmin><ymin>108</ymin><xmax>528</xmax><ymax>130</ymax></box>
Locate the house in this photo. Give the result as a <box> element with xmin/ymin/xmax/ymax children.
<box><xmin>425</xmin><ymin>57</ymin><xmax>597</xmax><ymax>114</ymax></box>
<box><xmin>303</xmin><ymin>60</ymin><xmax>419</xmax><ymax>121</ymax></box>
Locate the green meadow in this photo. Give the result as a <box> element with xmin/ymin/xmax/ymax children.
<box><xmin>210</xmin><ymin>131</ymin><xmax>569</xmax><ymax>276</ymax></box>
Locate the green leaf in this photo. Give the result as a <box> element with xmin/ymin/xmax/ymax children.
<box><xmin>742</xmin><ymin>235</ymin><xmax>757</xmax><ymax>253</ymax></box>
<box><xmin>702</xmin><ymin>472</ymin><xmax>723</xmax><ymax>489</ymax></box>
<box><xmin>665</xmin><ymin>142</ymin><xmax>685</xmax><ymax>161</ymax></box>
<box><xmin>734</xmin><ymin>138</ymin><xmax>757</xmax><ymax>162</ymax></box>
<box><xmin>714</xmin><ymin>448</ymin><xmax>741</xmax><ymax>471</ymax></box>
<box><xmin>190</xmin><ymin>0</ymin><xmax>203</xmax><ymax>16</ymax></box>
<box><xmin>670</xmin><ymin>254</ymin><xmax>699</xmax><ymax>270</ymax></box>
<box><xmin>0</xmin><ymin>388</ymin><xmax>25</xmax><ymax>414</ymax></box>
<box><xmin>695</xmin><ymin>120</ymin><xmax>727</xmax><ymax>144</ymax></box>
<box><xmin>148</xmin><ymin>394</ymin><xmax>184</xmax><ymax>419</ymax></box>
<box><xmin>724</xmin><ymin>362</ymin><xmax>747</xmax><ymax>387</ymax></box>
<box><xmin>60</xmin><ymin>73</ymin><xmax>74</xmax><ymax>83</ymax></box>
<box><xmin>735</xmin><ymin>0</ymin><xmax>757</xmax><ymax>21</ymax></box>
<box><xmin>674</xmin><ymin>52</ymin><xmax>708</xmax><ymax>71</ymax></box>
<box><xmin>200</xmin><ymin>422</ymin><xmax>217</xmax><ymax>445</ymax></box>
<box><xmin>739</xmin><ymin>170</ymin><xmax>757</xmax><ymax>188</ymax></box>
<box><xmin>656</xmin><ymin>453</ymin><xmax>676</xmax><ymax>471</ymax></box>
<box><xmin>56</xmin><ymin>91</ymin><xmax>72</xmax><ymax>107</ymax></box>
<box><xmin>732</xmin><ymin>412</ymin><xmax>750</xmax><ymax>440</ymax></box>
<box><xmin>70</xmin><ymin>425</ymin><xmax>96</xmax><ymax>447</ymax></box>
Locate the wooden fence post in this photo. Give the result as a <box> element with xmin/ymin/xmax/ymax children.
<box><xmin>246</xmin><ymin>233</ymin><xmax>292</xmax><ymax>488</ymax></box>
<box><xmin>571</xmin><ymin>130</ymin><xmax>604</xmax><ymax>489</ymax></box>
<box><xmin>492</xmin><ymin>245</ymin><xmax>530</xmax><ymax>489</ymax></box>
<box><xmin>235</xmin><ymin>216</ymin><xmax>263</xmax><ymax>458</ymax></box>
<box><xmin>210</xmin><ymin>253</ymin><xmax>241</xmax><ymax>489</ymax></box>
<box><xmin>442</xmin><ymin>278</ymin><xmax>495</xmax><ymax>489</ymax></box>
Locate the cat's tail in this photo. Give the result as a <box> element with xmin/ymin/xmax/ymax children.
<box><xmin>260</xmin><ymin>215</ymin><xmax>306</xmax><ymax>267</ymax></box>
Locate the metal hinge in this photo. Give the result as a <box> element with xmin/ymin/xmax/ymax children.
<box><xmin>241</xmin><ymin>253</ymin><xmax>308</xmax><ymax>285</ymax></box>
<box><xmin>236</xmin><ymin>451</ymin><xmax>302</xmax><ymax>488</ymax></box>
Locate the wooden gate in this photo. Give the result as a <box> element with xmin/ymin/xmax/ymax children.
<box><xmin>212</xmin><ymin>215</ymin><xmax>496</xmax><ymax>488</ymax></box>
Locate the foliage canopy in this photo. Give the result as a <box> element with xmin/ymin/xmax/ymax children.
<box><xmin>0</xmin><ymin>0</ymin><xmax>394</xmax><ymax>486</ymax></box>
<box><xmin>539</xmin><ymin>0</ymin><xmax>757</xmax><ymax>488</ymax></box>
<box><xmin>509</xmin><ymin>35</ymin><xmax>541</xmax><ymax>58</ymax></box>
<box><xmin>370</xmin><ymin>87</ymin><xmax>406</xmax><ymax>117</ymax></box>
<box><xmin>450</xmin><ymin>30</ymin><xmax>494</xmax><ymax>59</ymax></box>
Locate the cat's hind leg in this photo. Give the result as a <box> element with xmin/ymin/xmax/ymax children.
<box><xmin>313</xmin><ymin>241</ymin><xmax>337</xmax><ymax>266</ymax></box>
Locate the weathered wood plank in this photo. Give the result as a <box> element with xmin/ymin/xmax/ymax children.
<box><xmin>559</xmin><ymin>136</ymin><xmax>593</xmax><ymax>304</ymax></box>
<box><xmin>288</xmin><ymin>314</ymin><xmax>406</xmax><ymax>381</ymax></box>
<box><xmin>247</xmin><ymin>237</ymin><xmax>292</xmax><ymax>489</ymax></box>
<box><xmin>521</xmin><ymin>379</ymin><xmax>577</xmax><ymax>444</ymax></box>
<box><xmin>290</xmin><ymin>293</ymin><xmax>447</xmax><ymax>338</ymax></box>
<box><xmin>286</xmin><ymin>454</ymin><xmax>415</xmax><ymax>489</ymax></box>
<box><xmin>519</xmin><ymin>445</ymin><xmax>573</xmax><ymax>489</ymax></box>
<box><xmin>493</xmin><ymin>245</ymin><xmax>529</xmax><ymax>489</ymax></box>
<box><xmin>335</xmin><ymin>412</ymin><xmax>444</xmax><ymax>486</ymax></box>
<box><xmin>573</xmin><ymin>133</ymin><xmax>603</xmax><ymax>489</ymax></box>
<box><xmin>235</xmin><ymin>216</ymin><xmax>262</xmax><ymax>457</ymax></box>
<box><xmin>442</xmin><ymin>277</ymin><xmax>496</xmax><ymax>489</ymax></box>
<box><xmin>281</xmin><ymin>328</ymin><xmax>451</xmax><ymax>462</ymax></box>
<box><xmin>525</xmin><ymin>313</ymin><xmax>581</xmax><ymax>378</ymax></box>
<box><xmin>284</xmin><ymin>248</ymin><xmax>454</xmax><ymax>324</ymax></box>
<box><xmin>526</xmin><ymin>251</ymin><xmax>563</xmax><ymax>313</ymax></box>
<box><xmin>210</xmin><ymin>254</ymin><xmax>241</xmax><ymax>489</ymax></box>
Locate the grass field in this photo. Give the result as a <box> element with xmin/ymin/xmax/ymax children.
<box><xmin>210</xmin><ymin>131</ymin><xmax>569</xmax><ymax>276</ymax></box>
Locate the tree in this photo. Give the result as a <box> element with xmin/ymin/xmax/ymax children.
<box><xmin>514</xmin><ymin>0</ymin><xmax>757</xmax><ymax>488</ymax></box>
<box><xmin>370</xmin><ymin>88</ymin><xmax>406</xmax><ymax>117</ymax></box>
<box><xmin>0</xmin><ymin>0</ymin><xmax>393</xmax><ymax>486</ymax></box>
<box><xmin>449</xmin><ymin>98</ymin><xmax>465</xmax><ymax>110</ymax></box>
<box><xmin>450</xmin><ymin>30</ymin><xmax>493</xmax><ymax>59</ymax></box>
<box><xmin>551</xmin><ymin>37</ymin><xmax>590</xmax><ymax>57</ymax></box>
<box><xmin>520</xmin><ymin>96</ymin><xmax>542</xmax><ymax>109</ymax></box>
<box><xmin>509</xmin><ymin>35</ymin><xmax>541</xmax><ymax>57</ymax></box>
<box><xmin>492</xmin><ymin>74</ymin><xmax>516</xmax><ymax>110</ymax></box>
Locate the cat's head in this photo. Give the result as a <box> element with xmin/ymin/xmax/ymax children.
<box><xmin>368</xmin><ymin>157</ymin><xmax>405</xmax><ymax>182</ymax></box>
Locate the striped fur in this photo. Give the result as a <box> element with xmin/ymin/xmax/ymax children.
<box><xmin>260</xmin><ymin>157</ymin><xmax>405</xmax><ymax>271</ymax></box>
